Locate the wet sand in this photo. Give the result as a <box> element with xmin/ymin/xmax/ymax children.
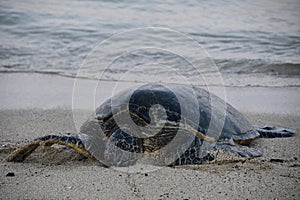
<box><xmin>0</xmin><ymin>73</ymin><xmax>299</xmax><ymax>199</ymax></box>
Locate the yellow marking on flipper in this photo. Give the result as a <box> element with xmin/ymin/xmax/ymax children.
<box><xmin>195</xmin><ymin>131</ymin><xmax>215</xmax><ymax>142</ymax></box>
<box><xmin>159</xmin><ymin>120</ymin><xmax>216</xmax><ymax>143</ymax></box>
<box><xmin>6</xmin><ymin>137</ymin><xmax>96</xmax><ymax>162</ymax></box>
<box><xmin>43</xmin><ymin>139</ymin><xmax>93</xmax><ymax>159</ymax></box>
<box><xmin>5</xmin><ymin>141</ymin><xmax>40</xmax><ymax>162</ymax></box>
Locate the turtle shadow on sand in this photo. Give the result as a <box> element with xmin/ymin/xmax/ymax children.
<box><xmin>5</xmin><ymin>84</ymin><xmax>294</xmax><ymax>167</ymax></box>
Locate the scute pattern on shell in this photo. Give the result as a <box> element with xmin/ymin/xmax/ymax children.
<box><xmin>81</xmin><ymin>83</ymin><xmax>259</xmax><ymax>166</ymax></box>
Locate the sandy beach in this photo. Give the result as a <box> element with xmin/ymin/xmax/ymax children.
<box><xmin>1</xmin><ymin>0</ymin><xmax>300</xmax><ymax>199</ymax></box>
<box><xmin>0</xmin><ymin>73</ymin><xmax>299</xmax><ymax>199</ymax></box>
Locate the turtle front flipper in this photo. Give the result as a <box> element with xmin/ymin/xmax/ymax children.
<box><xmin>5</xmin><ymin>141</ymin><xmax>40</xmax><ymax>162</ymax></box>
<box><xmin>6</xmin><ymin>134</ymin><xmax>92</xmax><ymax>162</ymax></box>
<box><xmin>254</xmin><ymin>126</ymin><xmax>294</xmax><ymax>138</ymax></box>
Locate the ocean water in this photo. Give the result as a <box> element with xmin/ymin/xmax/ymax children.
<box><xmin>1</xmin><ymin>0</ymin><xmax>300</xmax><ymax>87</ymax></box>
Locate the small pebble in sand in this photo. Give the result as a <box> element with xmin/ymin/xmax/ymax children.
<box><xmin>6</xmin><ymin>172</ymin><xmax>15</xmax><ymax>177</ymax></box>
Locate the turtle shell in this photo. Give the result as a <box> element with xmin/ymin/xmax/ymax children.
<box><xmin>79</xmin><ymin>83</ymin><xmax>259</xmax><ymax>166</ymax></box>
<box><xmin>191</xmin><ymin>86</ymin><xmax>259</xmax><ymax>143</ymax></box>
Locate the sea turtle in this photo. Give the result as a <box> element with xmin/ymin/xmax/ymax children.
<box><xmin>6</xmin><ymin>83</ymin><xmax>294</xmax><ymax>167</ymax></box>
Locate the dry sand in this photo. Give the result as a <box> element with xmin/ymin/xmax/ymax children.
<box><xmin>0</xmin><ymin>74</ymin><xmax>299</xmax><ymax>199</ymax></box>
<box><xmin>1</xmin><ymin>111</ymin><xmax>299</xmax><ymax>199</ymax></box>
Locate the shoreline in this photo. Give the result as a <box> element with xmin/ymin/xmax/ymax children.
<box><xmin>1</xmin><ymin>72</ymin><xmax>299</xmax><ymax>111</ymax></box>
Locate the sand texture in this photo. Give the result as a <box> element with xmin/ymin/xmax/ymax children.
<box><xmin>0</xmin><ymin>109</ymin><xmax>299</xmax><ymax>200</ymax></box>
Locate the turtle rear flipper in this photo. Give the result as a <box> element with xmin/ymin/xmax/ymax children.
<box><xmin>254</xmin><ymin>126</ymin><xmax>294</xmax><ymax>138</ymax></box>
<box><xmin>5</xmin><ymin>134</ymin><xmax>92</xmax><ymax>162</ymax></box>
<box><xmin>214</xmin><ymin>139</ymin><xmax>262</xmax><ymax>158</ymax></box>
